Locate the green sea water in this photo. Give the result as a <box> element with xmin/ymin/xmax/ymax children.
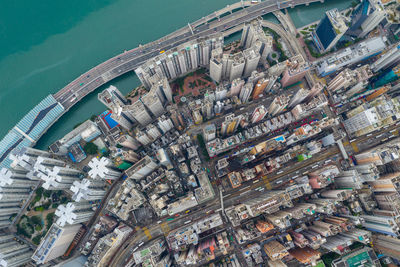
<box><xmin>0</xmin><ymin>0</ymin><xmax>351</xmax><ymax>150</ymax></box>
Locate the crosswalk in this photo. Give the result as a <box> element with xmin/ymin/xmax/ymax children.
<box><xmin>160</xmin><ymin>222</ymin><xmax>170</xmax><ymax>235</ymax></box>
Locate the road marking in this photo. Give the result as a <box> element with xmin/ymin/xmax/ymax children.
<box><xmin>142</xmin><ymin>227</ymin><xmax>152</xmax><ymax>240</ymax></box>
<box><xmin>351</xmin><ymin>142</ymin><xmax>359</xmax><ymax>153</ymax></box>
<box><xmin>160</xmin><ymin>222</ymin><xmax>170</xmax><ymax>235</ymax></box>
<box><xmin>262</xmin><ymin>175</ymin><xmax>272</xmax><ymax>190</ymax></box>
<box><xmin>342</xmin><ymin>140</ymin><xmax>349</xmax><ymax>146</ymax></box>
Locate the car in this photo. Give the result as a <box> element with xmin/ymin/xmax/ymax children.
<box><xmin>175</xmin><ymin>214</ymin><xmax>180</xmax><ymax>217</ymax></box>
<box><xmin>185</xmin><ymin>210</ymin><xmax>191</xmax><ymax>214</ymax></box>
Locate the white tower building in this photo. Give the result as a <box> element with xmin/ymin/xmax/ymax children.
<box><xmin>0</xmin><ymin>234</ymin><xmax>33</xmax><ymax>267</ymax></box>
<box><xmin>55</xmin><ymin>201</ymin><xmax>95</xmax><ymax>227</ymax></box>
<box><xmin>88</xmin><ymin>157</ymin><xmax>121</xmax><ymax>180</ymax></box>
<box><xmin>70</xmin><ymin>179</ymin><xmax>106</xmax><ymax>202</ymax></box>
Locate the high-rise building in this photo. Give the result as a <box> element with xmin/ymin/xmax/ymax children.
<box><xmin>371</xmin><ymin>43</ymin><xmax>400</xmax><ymax>72</ymax></box>
<box><xmin>243</xmin><ymin>47</ymin><xmax>261</xmax><ymax>78</ymax></box>
<box><xmin>241</xmin><ymin>18</ymin><xmax>273</xmax><ymax>63</ymax></box>
<box><xmin>343</xmin><ymin>107</ymin><xmax>379</xmax><ymax>136</ymax></box>
<box><xmin>215</xmin><ymin>84</ymin><xmax>228</xmax><ymax>101</ymax></box>
<box><xmin>151</xmin><ymin>77</ymin><xmax>173</xmax><ymax>104</ymax></box>
<box><xmin>124</xmin><ymin>100</ymin><xmax>152</xmax><ymax>127</ymax></box>
<box><xmin>88</xmin><ymin>157</ymin><xmax>121</xmax><ymax>180</ymax></box>
<box><xmin>359</xmin><ymin>0</ymin><xmax>386</xmax><ymax>38</ymax></box>
<box><xmin>126</xmin><ymin>156</ymin><xmax>158</xmax><ymax>180</ymax></box>
<box><xmin>281</xmin><ymin>55</ymin><xmax>310</xmax><ymax>88</ymax></box>
<box><xmin>70</xmin><ymin>178</ymin><xmax>106</xmax><ymax>202</ymax></box>
<box><xmin>252</xmin><ymin>78</ymin><xmax>269</xmax><ymax>100</ymax></box>
<box><xmin>230</xmin><ymin>78</ymin><xmax>245</xmax><ymax>96</ymax></box>
<box><xmin>251</xmin><ymin>105</ymin><xmax>268</xmax><ymax>124</ymax></box>
<box><xmin>157</xmin><ymin>115</ymin><xmax>174</xmax><ymax>134</ymax></box>
<box><xmin>116</xmin><ymin>134</ymin><xmax>140</xmax><ymax>150</ymax></box>
<box><xmin>360</xmin><ymin>214</ymin><xmax>399</xmax><ymax>236</ymax></box>
<box><xmin>221</xmin><ymin>114</ymin><xmax>242</xmax><ymax>136</ymax></box>
<box><xmin>32</xmin><ymin>223</ymin><xmax>81</xmax><ymax>264</ymax></box>
<box><xmin>98</xmin><ymin>85</ymin><xmax>128</xmax><ymax>110</ymax></box>
<box><xmin>55</xmin><ymin>201</ymin><xmax>95</xmax><ymax>227</ymax></box>
<box><xmin>135</xmin><ymin>130</ymin><xmax>153</xmax><ymax>146</ymax></box>
<box><xmin>312</xmin><ymin>8</ymin><xmax>348</xmax><ymax>53</ymax></box>
<box><xmin>288</xmin><ymin>88</ymin><xmax>309</xmax><ymax>109</ymax></box>
<box><xmin>239</xmin><ymin>83</ymin><xmax>254</xmax><ymax>103</ymax></box>
<box><xmin>209</xmin><ymin>47</ymin><xmax>224</xmax><ymax>82</ymax></box>
<box><xmin>268</xmin><ymin>96</ymin><xmax>289</xmax><ymax>117</ymax></box>
<box><xmin>0</xmin><ymin>233</ymin><xmax>33</xmax><ymax>267</ymax></box>
<box><xmin>247</xmin><ymin>70</ymin><xmax>266</xmax><ymax>85</ymax></box>
<box><xmin>372</xmin><ymin>234</ymin><xmax>400</xmax><ymax>261</ymax></box>
<box><xmin>226</xmin><ymin>52</ymin><xmax>245</xmax><ymax>82</ymax></box>
<box><xmin>146</xmin><ymin>124</ymin><xmax>162</xmax><ymax>140</ymax></box>
<box><xmin>141</xmin><ymin>89</ymin><xmax>165</xmax><ymax>118</ymax></box>
<box><xmin>203</xmin><ymin>124</ymin><xmax>216</xmax><ymax>142</ymax></box>
<box><xmin>243</xmin><ymin>191</ymin><xmax>292</xmax><ymax>217</ymax></box>
<box><xmin>193</xmin><ymin>110</ymin><xmax>203</xmax><ymax>125</ymax></box>
<box><xmin>170</xmin><ymin>108</ymin><xmax>186</xmax><ymax>131</ymax></box>
<box><xmin>135</xmin><ymin>33</ymin><xmax>223</xmax><ymax>87</ymax></box>
<box><xmin>201</xmin><ymin>100</ymin><xmax>214</xmax><ymax>120</ymax></box>
<box><xmin>328</xmin><ymin>69</ymin><xmax>358</xmax><ymax>92</ymax></box>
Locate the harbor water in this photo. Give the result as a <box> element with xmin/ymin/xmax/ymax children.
<box><xmin>0</xmin><ymin>0</ymin><xmax>352</xmax><ymax>149</ymax></box>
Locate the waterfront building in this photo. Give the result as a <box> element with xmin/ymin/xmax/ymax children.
<box><xmin>135</xmin><ymin>33</ymin><xmax>223</xmax><ymax>87</ymax></box>
<box><xmin>98</xmin><ymin>85</ymin><xmax>128</xmax><ymax>111</ymax></box>
<box><xmin>32</xmin><ymin>223</ymin><xmax>81</xmax><ymax>264</ymax></box>
<box><xmin>151</xmin><ymin>76</ymin><xmax>172</xmax><ymax>103</ymax></box>
<box><xmin>241</xmin><ymin>18</ymin><xmax>273</xmax><ymax>62</ymax></box>
<box><xmin>312</xmin><ymin>8</ymin><xmax>348</xmax><ymax>53</ymax></box>
<box><xmin>55</xmin><ymin>201</ymin><xmax>95</xmax><ymax>227</ymax></box>
<box><xmin>280</xmin><ymin>55</ymin><xmax>309</xmax><ymax>88</ymax></box>
<box><xmin>125</xmin><ymin>155</ymin><xmax>158</xmax><ymax>180</ymax></box>
<box><xmin>0</xmin><ymin>233</ymin><xmax>33</xmax><ymax>267</ymax></box>
<box><xmin>88</xmin><ymin>157</ymin><xmax>121</xmax><ymax>180</ymax></box>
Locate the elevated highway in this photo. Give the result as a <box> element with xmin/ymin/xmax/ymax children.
<box><xmin>53</xmin><ymin>0</ymin><xmax>323</xmax><ymax>111</ymax></box>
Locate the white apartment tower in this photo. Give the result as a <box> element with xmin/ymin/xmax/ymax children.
<box><xmin>88</xmin><ymin>157</ymin><xmax>121</xmax><ymax>180</ymax></box>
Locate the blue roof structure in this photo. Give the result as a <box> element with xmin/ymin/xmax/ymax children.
<box><xmin>0</xmin><ymin>95</ymin><xmax>64</xmax><ymax>168</ymax></box>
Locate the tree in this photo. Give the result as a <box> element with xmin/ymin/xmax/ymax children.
<box><xmin>43</xmin><ymin>190</ymin><xmax>51</xmax><ymax>198</ymax></box>
<box><xmin>30</xmin><ymin>216</ymin><xmax>42</xmax><ymax>226</ymax></box>
<box><xmin>46</xmin><ymin>213</ymin><xmax>55</xmax><ymax>229</ymax></box>
<box><xmin>32</xmin><ymin>235</ymin><xmax>42</xmax><ymax>245</ymax></box>
<box><xmin>83</xmin><ymin>142</ymin><xmax>98</xmax><ymax>155</ymax></box>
